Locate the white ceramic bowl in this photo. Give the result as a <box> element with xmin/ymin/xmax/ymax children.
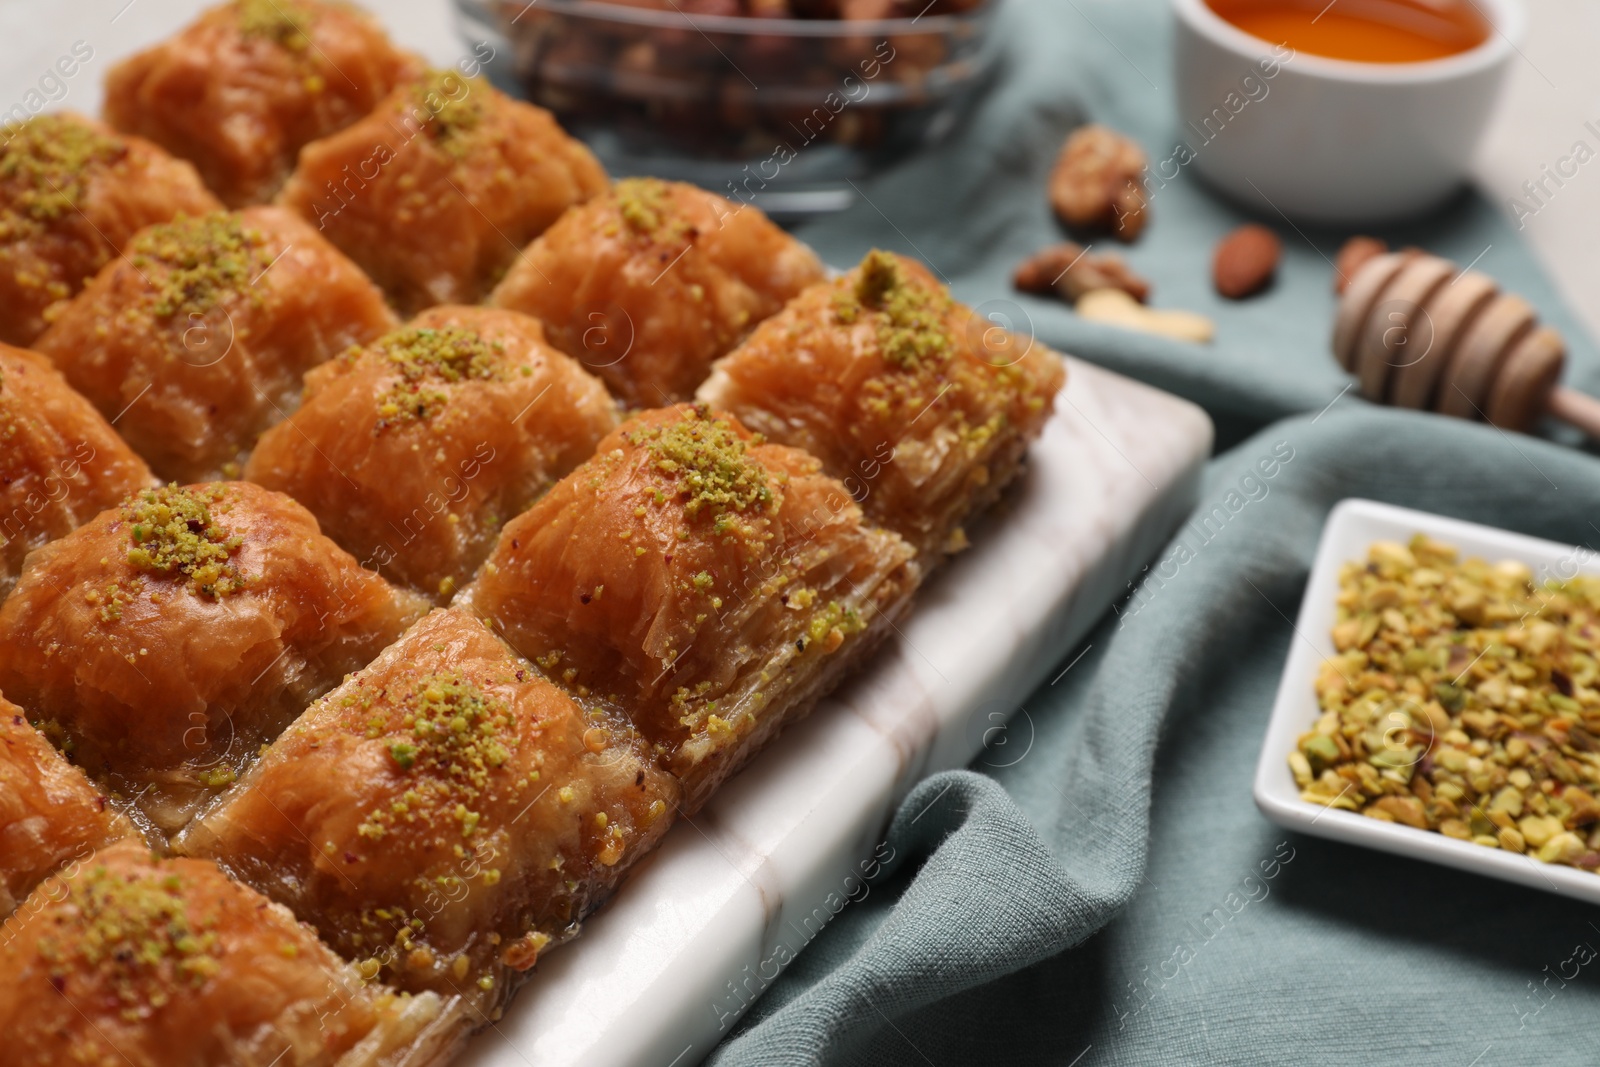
<box><xmin>1254</xmin><ymin>498</ymin><xmax>1600</xmax><ymax>905</ymax></box>
<box><xmin>1171</xmin><ymin>0</ymin><xmax>1524</xmax><ymax>224</ymax></box>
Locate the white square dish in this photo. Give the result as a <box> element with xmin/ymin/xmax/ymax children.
<box><xmin>1253</xmin><ymin>497</ymin><xmax>1600</xmax><ymax>905</ymax></box>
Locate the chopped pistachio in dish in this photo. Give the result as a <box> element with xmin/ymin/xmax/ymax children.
<box><xmin>1296</xmin><ymin>534</ymin><xmax>1600</xmax><ymax>869</ymax></box>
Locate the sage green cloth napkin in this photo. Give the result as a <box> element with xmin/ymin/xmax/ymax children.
<box><xmin>705</xmin><ymin>0</ymin><xmax>1600</xmax><ymax>1063</ymax></box>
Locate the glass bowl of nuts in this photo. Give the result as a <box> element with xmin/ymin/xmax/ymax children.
<box><xmin>456</xmin><ymin>0</ymin><xmax>1004</xmax><ymax>216</ymax></box>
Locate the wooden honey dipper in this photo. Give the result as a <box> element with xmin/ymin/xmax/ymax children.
<box><xmin>1333</xmin><ymin>249</ymin><xmax>1600</xmax><ymax>436</ymax></box>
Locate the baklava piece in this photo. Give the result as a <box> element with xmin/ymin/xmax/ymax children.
<box><xmin>699</xmin><ymin>249</ymin><xmax>1066</xmax><ymax>561</ymax></box>
<box><xmin>34</xmin><ymin>207</ymin><xmax>396</xmax><ymax>482</ymax></box>
<box><xmin>0</xmin><ymin>481</ymin><xmax>429</xmax><ymax>834</ymax></box>
<box><xmin>0</xmin><ymin>113</ymin><xmax>219</xmax><ymax>346</ymax></box>
<box><xmin>0</xmin><ymin>841</ymin><xmax>462</xmax><ymax>1067</ymax></box>
<box><xmin>246</xmin><ymin>306</ymin><xmax>617</xmax><ymax>603</ymax></box>
<box><xmin>105</xmin><ymin>0</ymin><xmax>418</xmax><ymax>207</ymax></box>
<box><xmin>0</xmin><ymin>345</ymin><xmax>154</xmax><ymax>600</ymax></box>
<box><xmin>0</xmin><ymin>695</ymin><xmax>136</xmax><ymax>917</ymax></box>
<box><xmin>177</xmin><ymin>607</ymin><xmax>677</xmax><ymax>1018</ymax></box>
<box><xmin>491</xmin><ymin>178</ymin><xmax>825</xmax><ymax>407</ymax></box>
<box><xmin>458</xmin><ymin>404</ymin><xmax>918</xmax><ymax>810</ymax></box>
<box><xmin>280</xmin><ymin>69</ymin><xmax>607</xmax><ymax>315</ymax></box>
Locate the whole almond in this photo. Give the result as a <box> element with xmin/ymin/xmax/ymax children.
<box><xmin>1334</xmin><ymin>235</ymin><xmax>1388</xmax><ymax>294</ymax></box>
<box><xmin>1212</xmin><ymin>224</ymin><xmax>1281</xmax><ymax>300</ymax></box>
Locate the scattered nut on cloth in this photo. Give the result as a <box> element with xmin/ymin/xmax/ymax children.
<box><xmin>1012</xmin><ymin>242</ymin><xmax>1151</xmax><ymax>304</ymax></box>
<box><xmin>1335</xmin><ymin>235</ymin><xmax>1389</xmax><ymax>294</ymax></box>
<box><xmin>1212</xmin><ymin>224</ymin><xmax>1282</xmax><ymax>300</ymax></box>
<box><xmin>1075</xmin><ymin>288</ymin><xmax>1214</xmax><ymax>344</ymax></box>
<box><xmin>1048</xmin><ymin>124</ymin><xmax>1148</xmax><ymax>242</ymax></box>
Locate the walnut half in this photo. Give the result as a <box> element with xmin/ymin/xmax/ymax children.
<box><xmin>1048</xmin><ymin>124</ymin><xmax>1148</xmax><ymax>242</ymax></box>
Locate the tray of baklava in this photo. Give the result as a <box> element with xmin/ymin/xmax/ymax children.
<box><xmin>0</xmin><ymin>3</ymin><xmax>1210</xmax><ymax>1065</ymax></box>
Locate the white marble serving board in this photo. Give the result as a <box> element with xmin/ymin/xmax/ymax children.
<box><xmin>455</xmin><ymin>357</ymin><xmax>1212</xmax><ymax>1067</ymax></box>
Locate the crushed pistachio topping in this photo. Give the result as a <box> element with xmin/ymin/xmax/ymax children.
<box><xmin>356</xmin><ymin>674</ymin><xmax>517</xmax><ymax>843</ymax></box>
<box><xmin>0</xmin><ymin>115</ymin><xmax>125</xmax><ymax>240</ymax></box>
<box><xmin>794</xmin><ymin>599</ymin><xmax>863</xmax><ymax>655</ymax></box>
<box><xmin>39</xmin><ymin>861</ymin><xmax>224</xmax><ymax>1013</ymax></box>
<box><xmin>235</xmin><ymin>0</ymin><xmax>312</xmax><ymax>50</ymax></box>
<box><xmin>613</xmin><ymin>178</ymin><xmax>693</xmax><ymax>244</ymax></box>
<box><xmin>832</xmin><ymin>250</ymin><xmax>954</xmax><ymax>373</ymax></box>
<box><xmin>412</xmin><ymin>69</ymin><xmax>487</xmax><ymax>148</ymax></box>
<box><xmin>816</xmin><ymin>250</ymin><xmax>1033</xmax><ymax>439</ymax></box>
<box><xmin>32</xmin><ymin>718</ymin><xmax>76</xmax><ymax>759</ymax></box>
<box><xmin>340</xmin><ymin>671</ymin><xmax>540</xmax><ymax>981</ymax></box>
<box><xmin>372</xmin><ymin>326</ymin><xmax>505</xmax><ymax>426</ymax></box>
<box><xmin>1296</xmin><ymin>535</ymin><xmax>1600</xmax><ymax>870</ymax></box>
<box><xmin>86</xmin><ymin>577</ymin><xmax>141</xmax><ymax>623</ymax></box>
<box><xmin>500</xmin><ymin>929</ymin><xmax>551</xmax><ymax>971</ymax></box>
<box><xmin>673</xmin><ymin>679</ymin><xmax>740</xmax><ymax>732</ymax></box>
<box><xmin>197</xmin><ymin>765</ymin><xmax>237</xmax><ymax>789</ymax></box>
<box><xmin>121</xmin><ymin>484</ymin><xmax>245</xmax><ymax>597</ymax></box>
<box><xmin>129</xmin><ymin>212</ymin><xmax>271</xmax><ymax>320</ymax></box>
<box><xmin>669</xmin><ymin>597</ymin><xmax>862</xmax><ymax>739</ymax></box>
<box><xmin>624</xmin><ymin>405</ymin><xmax>770</xmax><ymax>524</ymax></box>
<box><xmin>0</xmin><ymin>370</ymin><xmax>25</xmax><ymax>451</ymax></box>
<box><xmin>616</xmin><ymin>179</ymin><xmax>664</xmax><ymax>232</ymax></box>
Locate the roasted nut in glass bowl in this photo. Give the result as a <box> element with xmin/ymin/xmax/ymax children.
<box><xmin>456</xmin><ymin>0</ymin><xmax>1004</xmax><ymax>209</ymax></box>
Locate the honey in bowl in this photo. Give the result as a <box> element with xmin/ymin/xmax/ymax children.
<box><xmin>1204</xmin><ymin>0</ymin><xmax>1491</xmax><ymax>63</ymax></box>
